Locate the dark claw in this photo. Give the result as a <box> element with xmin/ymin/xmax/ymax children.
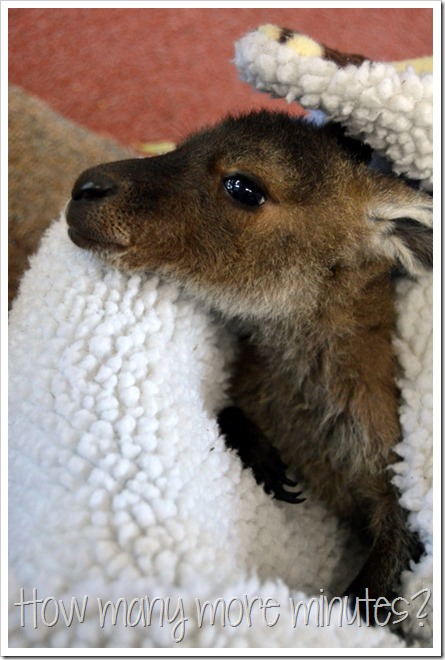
<box><xmin>274</xmin><ymin>489</ymin><xmax>306</xmax><ymax>504</ymax></box>
<box><xmin>217</xmin><ymin>405</ymin><xmax>305</xmax><ymax>504</ymax></box>
<box><xmin>258</xmin><ymin>461</ymin><xmax>304</xmax><ymax>504</ymax></box>
<box><xmin>255</xmin><ymin>463</ymin><xmax>304</xmax><ymax>503</ymax></box>
<box><xmin>281</xmin><ymin>475</ymin><xmax>300</xmax><ymax>487</ymax></box>
<box><xmin>277</xmin><ymin>487</ymin><xmax>303</xmax><ymax>498</ymax></box>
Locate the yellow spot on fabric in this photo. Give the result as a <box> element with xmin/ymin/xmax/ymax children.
<box><xmin>258</xmin><ymin>24</ymin><xmax>282</xmax><ymax>41</ymax></box>
<box><xmin>392</xmin><ymin>56</ymin><xmax>432</xmax><ymax>75</ymax></box>
<box><xmin>286</xmin><ymin>34</ymin><xmax>324</xmax><ymax>58</ymax></box>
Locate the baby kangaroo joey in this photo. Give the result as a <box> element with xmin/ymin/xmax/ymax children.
<box><xmin>66</xmin><ymin>110</ymin><xmax>432</xmax><ymax>619</ymax></box>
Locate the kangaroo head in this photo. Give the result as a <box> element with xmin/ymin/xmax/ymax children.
<box><xmin>67</xmin><ymin>111</ymin><xmax>432</xmax><ymax>321</ymax></box>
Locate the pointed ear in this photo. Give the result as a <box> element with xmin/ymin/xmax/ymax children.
<box><xmin>368</xmin><ymin>194</ymin><xmax>433</xmax><ymax>276</ymax></box>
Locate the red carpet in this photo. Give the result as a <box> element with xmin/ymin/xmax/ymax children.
<box><xmin>9</xmin><ymin>8</ymin><xmax>432</xmax><ymax>148</ymax></box>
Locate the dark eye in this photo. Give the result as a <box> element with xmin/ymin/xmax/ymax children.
<box><xmin>223</xmin><ymin>174</ymin><xmax>266</xmax><ymax>207</ymax></box>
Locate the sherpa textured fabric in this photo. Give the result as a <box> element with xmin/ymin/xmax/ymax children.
<box><xmin>8</xmin><ymin>219</ymin><xmax>432</xmax><ymax>649</ymax></box>
<box><xmin>9</xmin><ymin>29</ymin><xmax>433</xmax><ymax>649</ymax></box>
<box><xmin>235</xmin><ymin>25</ymin><xmax>433</xmax><ymax>190</ymax></box>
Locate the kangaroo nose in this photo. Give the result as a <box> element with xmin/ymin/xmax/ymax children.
<box><xmin>71</xmin><ymin>176</ymin><xmax>117</xmax><ymax>201</ymax></box>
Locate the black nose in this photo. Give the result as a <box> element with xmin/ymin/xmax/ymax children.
<box><xmin>71</xmin><ymin>175</ymin><xmax>117</xmax><ymax>201</ymax></box>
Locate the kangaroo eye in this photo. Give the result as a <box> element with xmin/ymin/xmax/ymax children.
<box><xmin>223</xmin><ymin>174</ymin><xmax>266</xmax><ymax>207</ymax></box>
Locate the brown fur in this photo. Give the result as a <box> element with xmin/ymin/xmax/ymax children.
<box><xmin>66</xmin><ymin>110</ymin><xmax>432</xmax><ymax>614</ymax></box>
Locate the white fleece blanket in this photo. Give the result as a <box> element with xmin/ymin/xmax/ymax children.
<box><xmin>9</xmin><ymin>30</ymin><xmax>433</xmax><ymax>650</ymax></box>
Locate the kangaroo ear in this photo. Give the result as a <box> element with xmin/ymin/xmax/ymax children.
<box><xmin>368</xmin><ymin>194</ymin><xmax>433</xmax><ymax>276</ymax></box>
